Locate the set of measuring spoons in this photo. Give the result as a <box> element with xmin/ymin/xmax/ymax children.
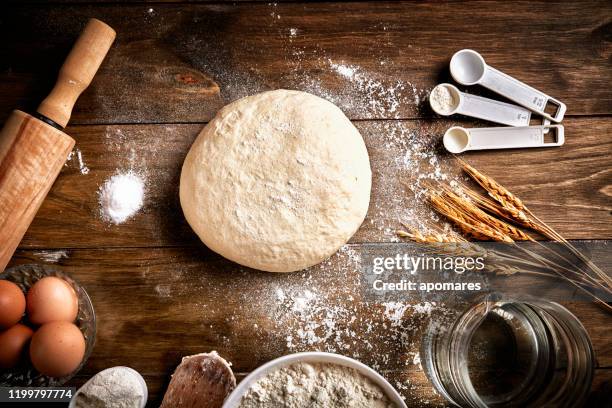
<box><xmin>431</xmin><ymin>49</ymin><xmax>566</xmax><ymax>154</ymax></box>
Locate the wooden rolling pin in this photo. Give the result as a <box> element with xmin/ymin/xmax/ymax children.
<box><xmin>0</xmin><ymin>18</ymin><xmax>116</xmax><ymax>271</ymax></box>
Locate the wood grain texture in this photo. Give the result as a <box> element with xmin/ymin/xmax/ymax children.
<box><xmin>1</xmin><ymin>1</ymin><xmax>610</xmax><ymax>406</ymax></box>
<box><xmin>37</xmin><ymin>18</ymin><xmax>116</xmax><ymax>128</ymax></box>
<box><xmin>1</xmin><ymin>1</ymin><xmax>611</xmax><ymax>124</ymax></box>
<box><xmin>12</xmin><ymin>116</ymin><xmax>611</xmax><ymax>250</ymax></box>
<box><xmin>0</xmin><ymin>111</ymin><xmax>75</xmax><ymax>271</ymax></box>
<box><xmin>7</xmin><ymin>247</ymin><xmax>612</xmax><ymax>406</ymax></box>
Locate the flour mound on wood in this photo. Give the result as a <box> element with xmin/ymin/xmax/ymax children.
<box><xmin>239</xmin><ymin>362</ymin><xmax>396</xmax><ymax>408</ymax></box>
<box><xmin>98</xmin><ymin>171</ymin><xmax>145</xmax><ymax>224</ymax></box>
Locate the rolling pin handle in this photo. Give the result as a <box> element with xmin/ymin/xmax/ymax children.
<box><xmin>36</xmin><ymin>18</ymin><xmax>116</xmax><ymax>128</ymax></box>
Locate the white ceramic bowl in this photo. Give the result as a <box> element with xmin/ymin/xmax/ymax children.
<box><xmin>69</xmin><ymin>366</ymin><xmax>147</xmax><ymax>408</ymax></box>
<box><xmin>223</xmin><ymin>352</ymin><xmax>407</xmax><ymax>407</ymax></box>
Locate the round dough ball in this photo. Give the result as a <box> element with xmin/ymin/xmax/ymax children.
<box><xmin>180</xmin><ymin>90</ymin><xmax>371</xmax><ymax>272</ymax></box>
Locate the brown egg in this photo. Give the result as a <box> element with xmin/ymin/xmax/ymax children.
<box><xmin>0</xmin><ymin>324</ymin><xmax>34</xmax><ymax>368</ymax></box>
<box><xmin>30</xmin><ymin>321</ymin><xmax>85</xmax><ymax>377</ymax></box>
<box><xmin>27</xmin><ymin>277</ymin><xmax>78</xmax><ymax>325</ymax></box>
<box><xmin>0</xmin><ymin>280</ymin><xmax>26</xmax><ymax>328</ymax></box>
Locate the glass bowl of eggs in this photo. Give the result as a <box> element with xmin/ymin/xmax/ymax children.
<box><xmin>0</xmin><ymin>264</ymin><xmax>96</xmax><ymax>386</ymax></box>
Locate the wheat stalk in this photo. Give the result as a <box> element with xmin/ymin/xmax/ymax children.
<box><xmin>399</xmin><ymin>225</ymin><xmax>611</xmax><ymax>312</ymax></box>
<box><xmin>455</xmin><ymin>182</ymin><xmax>608</xmax><ymax>291</ymax></box>
<box><xmin>458</xmin><ymin>160</ymin><xmax>612</xmax><ymax>289</ymax></box>
<box><xmin>396</xmin><ymin>227</ymin><xmax>458</xmax><ymax>243</ymax></box>
<box><xmin>397</xmin><ymin>226</ymin><xmax>518</xmax><ymax>271</ymax></box>
<box><xmin>397</xmin><ymin>225</ymin><xmax>492</xmax><ymax>259</ymax></box>
<box><xmin>458</xmin><ymin>183</ymin><xmax>540</xmax><ymax>230</ymax></box>
<box><xmin>459</xmin><ymin>159</ymin><xmax>525</xmax><ymax>211</ymax></box>
<box><xmin>397</xmin><ymin>226</ymin><xmax>603</xmax><ymax>296</ymax></box>
<box><xmin>402</xmin><ymin>160</ymin><xmax>611</xmax><ymax>310</ymax></box>
<box><xmin>440</xmin><ymin>188</ymin><xmax>533</xmax><ymax>241</ymax></box>
<box><xmin>429</xmin><ymin>194</ymin><xmax>514</xmax><ymax>243</ymax></box>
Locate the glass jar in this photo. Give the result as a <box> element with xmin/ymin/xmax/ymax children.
<box><xmin>421</xmin><ymin>294</ymin><xmax>595</xmax><ymax>408</ymax></box>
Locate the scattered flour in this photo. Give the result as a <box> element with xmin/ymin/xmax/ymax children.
<box><xmin>155</xmin><ymin>239</ymin><xmax>447</xmax><ymax>404</ymax></box>
<box><xmin>155</xmin><ymin>284</ymin><xmax>172</xmax><ymax>298</ymax></box>
<box><xmin>33</xmin><ymin>250</ymin><xmax>68</xmax><ymax>263</ymax></box>
<box><xmin>382</xmin><ymin>302</ymin><xmax>437</xmax><ymax>327</ymax></box>
<box><xmin>98</xmin><ymin>172</ymin><xmax>145</xmax><ymax>224</ymax></box>
<box><xmin>66</xmin><ymin>148</ymin><xmax>90</xmax><ymax>175</ymax></box>
<box><xmin>382</xmin><ymin>302</ymin><xmax>411</xmax><ymax>327</ymax></box>
<box><xmin>412</xmin><ymin>302</ymin><xmax>435</xmax><ymax>315</ymax></box>
<box><xmin>76</xmin><ymin>150</ymin><xmax>90</xmax><ymax>174</ymax></box>
<box><xmin>102</xmin><ymin>16</ymin><xmax>459</xmax><ymax>405</ymax></box>
<box><xmin>73</xmin><ymin>367</ymin><xmax>145</xmax><ymax>408</ymax></box>
<box><xmin>238</xmin><ymin>362</ymin><xmax>394</xmax><ymax>407</ymax></box>
<box><xmin>327</xmin><ymin>59</ymin><xmax>406</xmax><ymax>116</ymax></box>
<box><xmin>331</xmin><ymin>62</ymin><xmax>356</xmax><ymax>80</ymax></box>
<box><xmin>411</xmin><ymin>352</ymin><xmax>422</xmax><ymax>368</ymax></box>
<box><xmin>365</xmin><ymin>120</ymin><xmax>462</xmax><ymax>238</ymax></box>
<box><xmin>269</xmin><ymin>3</ymin><xmax>281</xmax><ymax>21</ymax></box>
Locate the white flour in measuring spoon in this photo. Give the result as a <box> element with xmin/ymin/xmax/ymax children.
<box><xmin>238</xmin><ymin>362</ymin><xmax>395</xmax><ymax>407</ymax></box>
<box><xmin>429</xmin><ymin>85</ymin><xmax>457</xmax><ymax>114</ymax></box>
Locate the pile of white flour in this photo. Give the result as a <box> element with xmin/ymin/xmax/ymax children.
<box><xmin>238</xmin><ymin>362</ymin><xmax>396</xmax><ymax>408</ymax></box>
<box><xmin>74</xmin><ymin>367</ymin><xmax>145</xmax><ymax>408</ymax></box>
<box><xmin>98</xmin><ymin>171</ymin><xmax>145</xmax><ymax>224</ymax></box>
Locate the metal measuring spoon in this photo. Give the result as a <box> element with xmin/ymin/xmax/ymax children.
<box><xmin>430</xmin><ymin>83</ymin><xmax>532</xmax><ymax>126</ymax></box>
<box><xmin>450</xmin><ymin>50</ymin><xmax>566</xmax><ymax>122</ymax></box>
<box><xmin>443</xmin><ymin>124</ymin><xmax>564</xmax><ymax>154</ymax></box>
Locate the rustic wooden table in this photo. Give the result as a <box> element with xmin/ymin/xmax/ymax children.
<box><xmin>2</xmin><ymin>1</ymin><xmax>611</xmax><ymax>406</ymax></box>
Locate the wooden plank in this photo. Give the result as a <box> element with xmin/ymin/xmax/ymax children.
<box><xmin>16</xmin><ymin>0</ymin><xmax>314</xmax><ymax>3</ymax></box>
<box><xmin>7</xmin><ymin>246</ymin><xmax>612</xmax><ymax>405</ymax></box>
<box><xmin>588</xmin><ymin>372</ymin><xmax>612</xmax><ymax>407</ymax></box>
<box><xmin>1</xmin><ymin>2</ymin><xmax>609</xmax><ymax>407</ymax></box>
<box><xmin>12</xmin><ymin>116</ymin><xmax>611</xmax><ymax>250</ymax></box>
<box><xmin>8</xmin><ymin>246</ymin><xmax>449</xmax><ymax>406</ymax></box>
<box><xmin>1</xmin><ymin>1</ymin><xmax>611</xmax><ymax>124</ymax></box>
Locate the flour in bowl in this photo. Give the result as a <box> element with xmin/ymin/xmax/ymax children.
<box><xmin>238</xmin><ymin>362</ymin><xmax>397</xmax><ymax>408</ymax></box>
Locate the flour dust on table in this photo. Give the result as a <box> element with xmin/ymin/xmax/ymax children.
<box><xmin>33</xmin><ymin>250</ymin><xmax>69</xmax><ymax>263</ymax></box>
<box><xmin>65</xmin><ymin>148</ymin><xmax>90</xmax><ymax>175</ymax></box>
